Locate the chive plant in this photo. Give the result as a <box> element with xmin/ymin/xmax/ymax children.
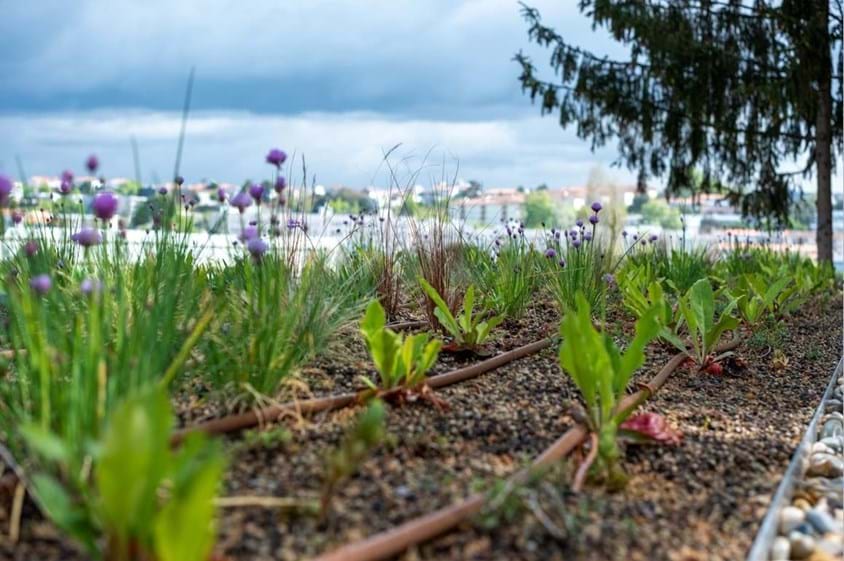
<box><xmin>540</xmin><ymin>203</ymin><xmax>617</xmax><ymax>313</ymax></box>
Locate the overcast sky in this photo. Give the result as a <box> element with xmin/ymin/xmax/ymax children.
<box><xmin>2</xmin><ymin>0</ymin><xmax>829</xmax><ymax>191</ymax></box>
<box><xmin>0</xmin><ymin>0</ymin><xmax>646</xmax><ymax>188</ymax></box>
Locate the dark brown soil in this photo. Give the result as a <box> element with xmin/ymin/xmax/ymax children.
<box><xmin>1</xmin><ymin>296</ymin><xmax>840</xmax><ymax>561</ymax></box>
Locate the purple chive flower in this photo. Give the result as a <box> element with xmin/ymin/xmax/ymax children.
<box><xmin>61</xmin><ymin>170</ymin><xmax>74</xmax><ymax>183</ymax></box>
<box><xmin>622</xmin><ymin>230</ymin><xmax>628</xmax><ymax>238</ymax></box>
<box><xmin>12</xmin><ymin>210</ymin><xmax>23</xmax><ymax>225</ymax></box>
<box><xmin>24</xmin><ymin>240</ymin><xmax>38</xmax><ymax>257</ymax></box>
<box><xmin>230</xmin><ymin>191</ymin><xmax>252</xmax><ymax>213</ymax></box>
<box><xmin>649</xmin><ymin>234</ymin><xmax>658</xmax><ymax>242</ymax></box>
<box><xmin>287</xmin><ymin>218</ymin><xmax>300</xmax><ymax>230</ymax></box>
<box><xmin>274</xmin><ymin>176</ymin><xmax>287</xmax><ymax>193</ymax></box>
<box><xmin>603</xmin><ymin>273</ymin><xmax>616</xmax><ymax>286</ymax></box>
<box><xmin>60</xmin><ymin>180</ymin><xmax>73</xmax><ymax>195</ymax></box>
<box><xmin>0</xmin><ymin>174</ymin><xmax>12</xmax><ymax>205</ymax></box>
<box><xmin>174</xmin><ymin>175</ymin><xmax>184</xmax><ymax>186</ymax></box>
<box><xmin>572</xmin><ymin>238</ymin><xmax>582</xmax><ymax>249</ymax></box>
<box><xmin>265</xmin><ymin>148</ymin><xmax>287</xmax><ymax>168</ymax></box>
<box><xmin>575</xmin><ymin>218</ymin><xmax>584</xmax><ymax>228</ymax></box>
<box><xmin>92</xmin><ymin>192</ymin><xmax>119</xmax><ymax>221</ymax></box>
<box><xmin>158</xmin><ymin>186</ymin><xmax>168</xmax><ymax>195</ymax></box>
<box><xmin>71</xmin><ymin>227</ymin><xmax>102</xmax><ymax>248</ymax></box>
<box><xmin>85</xmin><ymin>155</ymin><xmax>99</xmax><ymax>174</ymax></box>
<box><xmin>30</xmin><ymin>274</ymin><xmax>52</xmax><ymax>295</ymax></box>
<box><xmin>558</xmin><ymin>258</ymin><xmax>566</xmax><ymax>268</ymax></box>
<box><xmin>584</xmin><ymin>231</ymin><xmax>593</xmax><ymax>242</ymax></box>
<box><xmin>544</xmin><ymin>248</ymin><xmax>557</xmax><ymax>259</ymax></box>
<box><xmin>247</xmin><ymin>237</ymin><xmax>269</xmax><ymax>259</ymax></box>
<box><xmin>589</xmin><ymin>214</ymin><xmax>599</xmax><ymax>225</ymax></box>
<box><xmin>240</xmin><ymin>225</ymin><xmax>259</xmax><ymax>241</ymax></box>
<box><xmin>570</xmin><ymin>228</ymin><xmax>578</xmax><ymax>237</ymax></box>
<box><xmin>591</xmin><ymin>201</ymin><xmax>602</xmax><ymax>213</ymax></box>
<box><xmin>248</xmin><ymin>183</ymin><xmax>265</xmax><ymax>203</ymax></box>
<box><xmin>80</xmin><ymin>278</ymin><xmax>103</xmax><ymax>295</ymax></box>
<box><xmin>217</xmin><ymin>188</ymin><xmax>227</xmax><ymax>202</ymax></box>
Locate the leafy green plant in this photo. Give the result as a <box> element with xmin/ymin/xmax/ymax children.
<box><xmin>419</xmin><ymin>279</ymin><xmax>503</xmax><ymax>350</ymax></box>
<box><xmin>619</xmin><ymin>269</ymin><xmax>679</xmax><ymax>340</ymax></box>
<box><xmin>558</xmin><ymin>292</ymin><xmax>661</xmax><ymax>488</ymax></box>
<box><xmin>729</xmin><ymin>273</ymin><xmax>791</xmax><ymax>325</ymax></box>
<box><xmin>665</xmin><ymin>278</ymin><xmax>740</xmax><ymax>372</ymax></box>
<box><xmin>359</xmin><ymin>300</ymin><xmax>442</xmax><ymax>390</ymax></box>
<box><xmin>321</xmin><ymin>399</ymin><xmax>386</xmax><ymax>516</ymax></box>
<box><xmin>23</xmin><ymin>389</ymin><xmax>224</xmax><ymax>561</ymax></box>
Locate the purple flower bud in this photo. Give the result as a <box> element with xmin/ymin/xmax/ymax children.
<box><xmin>230</xmin><ymin>191</ymin><xmax>252</xmax><ymax>213</ymax></box>
<box><xmin>24</xmin><ymin>240</ymin><xmax>38</xmax><ymax>257</ymax></box>
<box><xmin>85</xmin><ymin>154</ymin><xmax>99</xmax><ymax>174</ymax></box>
<box><xmin>240</xmin><ymin>225</ymin><xmax>259</xmax><ymax>241</ymax></box>
<box><xmin>544</xmin><ymin>248</ymin><xmax>557</xmax><ymax>259</ymax></box>
<box><xmin>61</xmin><ymin>170</ymin><xmax>74</xmax><ymax>184</ymax></box>
<box><xmin>589</xmin><ymin>214</ymin><xmax>599</xmax><ymax>225</ymax></box>
<box><xmin>60</xmin><ymin>180</ymin><xmax>73</xmax><ymax>195</ymax></box>
<box><xmin>80</xmin><ymin>278</ymin><xmax>103</xmax><ymax>295</ymax></box>
<box><xmin>287</xmin><ymin>218</ymin><xmax>300</xmax><ymax>230</ymax></box>
<box><xmin>0</xmin><ymin>174</ymin><xmax>12</xmax><ymax>206</ymax></box>
<box><xmin>92</xmin><ymin>192</ymin><xmax>119</xmax><ymax>220</ymax></box>
<box><xmin>247</xmin><ymin>237</ymin><xmax>269</xmax><ymax>259</ymax></box>
<box><xmin>570</xmin><ymin>228</ymin><xmax>578</xmax><ymax>237</ymax></box>
<box><xmin>158</xmin><ymin>186</ymin><xmax>168</xmax><ymax>195</ymax></box>
<box><xmin>30</xmin><ymin>274</ymin><xmax>51</xmax><ymax>295</ymax></box>
<box><xmin>572</xmin><ymin>238</ymin><xmax>582</xmax><ymax>249</ymax></box>
<box><xmin>12</xmin><ymin>210</ymin><xmax>23</xmax><ymax>224</ymax></box>
<box><xmin>249</xmin><ymin>183</ymin><xmax>265</xmax><ymax>203</ymax></box>
<box><xmin>217</xmin><ymin>188</ymin><xmax>227</xmax><ymax>202</ymax></box>
<box><xmin>575</xmin><ymin>218</ymin><xmax>583</xmax><ymax>228</ymax></box>
<box><xmin>174</xmin><ymin>175</ymin><xmax>184</xmax><ymax>186</ymax></box>
<box><xmin>71</xmin><ymin>227</ymin><xmax>102</xmax><ymax>248</ymax></box>
<box><xmin>591</xmin><ymin>201</ymin><xmax>602</xmax><ymax>213</ymax></box>
<box><xmin>622</xmin><ymin>230</ymin><xmax>628</xmax><ymax>237</ymax></box>
<box><xmin>274</xmin><ymin>176</ymin><xmax>287</xmax><ymax>193</ymax></box>
<box><xmin>265</xmin><ymin>148</ymin><xmax>287</xmax><ymax>168</ymax></box>
<box><xmin>584</xmin><ymin>231</ymin><xmax>593</xmax><ymax>241</ymax></box>
<box><xmin>649</xmin><ymin>234</ymin><xmax>658</xmax><ymax>242</ymax></box>
<box><xmin>558</xmin><ymin>258</ymin><xmax>566</xmax><ymax>268</ymax></box>
<box><xmin>603</xmin><ymin>273</ymin><xmax>616</xmax><ymax>286</ymax></box>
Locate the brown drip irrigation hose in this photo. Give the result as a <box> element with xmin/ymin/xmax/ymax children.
<box><xmin>171</xmin><ymin>337</ymin><xmax>554</xmax><ymax>445</ymax></box>
<box><xmin>308</xmin><ymin>334</ymin><xmax>742</xmax><ymax>561</ymax></box>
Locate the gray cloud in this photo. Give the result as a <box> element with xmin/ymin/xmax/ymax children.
<box><xmin>0</xmin><ymin>109</ymin><xmax>636</xmax><ymax>188</ymax></box>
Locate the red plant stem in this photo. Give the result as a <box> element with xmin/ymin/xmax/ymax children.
<box><xmin>171</xmin><ymin>337</ymin><xmax>554</xmax><ymax>446</ymax></box>
<box><xmin>308</xmin><ymin>333</ymin><xmax>742</xmax><ymax>561</ymax></box>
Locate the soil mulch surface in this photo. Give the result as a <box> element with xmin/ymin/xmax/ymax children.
<box><xmin>416</xmin><ymin>296</ymin><xmax>842</xmax><ymax>561</ymax></box>
<box><xmin>2</xmin><ymin>296</ymin><xmax>840</xmax><ymax>561</ymax></box>
<box><xmin>173</xmin><ymin>301</ymin><xmax>560</xmax><ymax>426</ymax></box>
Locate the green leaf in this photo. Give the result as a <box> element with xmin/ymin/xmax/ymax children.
<box><xmin>96</xmin><ymin>390</ymin><xmax>172</xmax><ymax>549</ymax></box>
<box><xmin>31</xmin><ymin>474</ymin><xmax>98</xmax><ymax>552</ymax></box>
<box><xmin>419</xmin><ymin>278</ymin><xmax>460</xmax><ymax>337</ymax></box>
<box><xmin>154</xmin><ymin>438</ymin><xmax>224</xmax><ymax>561</ymax></box>
<box><xmin>20</xmin><ymin>424</ymin><xmax>71</xmax><ymax>465</ymax></box>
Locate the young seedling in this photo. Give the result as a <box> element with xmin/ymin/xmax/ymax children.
<box><xmin>619</xmin><ymin>271</ymin><xmax>681</xmax><ymax>342</ymax></box>
<box><xmin>664</xmin><ymin>278</ymin><xmax>740</xmax><ymax>374</ymax></box>
<box><xmin>558</xmin><ymin>292</ymin><xmax>661</xmax><ymax>489</ymax></box>
<box><xmin>23</xmin><ymin>389</ymin><xmax>225</xmax><ymax>561</ymax></box>
<box><xmin>359</xmin><ymin>300</ymin><xmax>442</xmax><ymax>394</ymax></box>
<box><xmin>418</xmin><ymin>279</ymin><xmax>503</xmax><ymax>352</ymax></box>
<box><xmin>729</xmin><ymin>273</ymin><xmax>791</xmax><ymax>326</ymax></box>
<box><xmin>321</xmin><ymin>399</ymin><xmax>386</xmax><ymax>517</ymax></box>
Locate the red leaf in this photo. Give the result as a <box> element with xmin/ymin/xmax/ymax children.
<box><xmin>620</xmin><ymin>412</ymin><xmax>683</xmax><ymax>445</ymax></box>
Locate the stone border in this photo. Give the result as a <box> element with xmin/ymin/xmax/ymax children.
<box><xmin>746</xmin><ymin>357</ymin><xmax>843</xmax><ymax>561</ymax></box>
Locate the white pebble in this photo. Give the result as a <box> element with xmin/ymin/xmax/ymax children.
<box><xmin>770</xmin><ymin>536</ymin><xmax>790</xmax><ymax>560</ymax></box>
<box><xmin>780</xmin><ymin>506</ymin><xmax>806</xmax><ymax>533</ymax></box>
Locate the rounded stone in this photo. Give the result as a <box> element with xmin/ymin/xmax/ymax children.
<box><xmin>807</xmin><ymin>509</ymin><xmax>838</xmax><ymax>534</ymax></box>
<box><xmin>807</xmin><ymin>454</ymin><xmax>844</xmax><ymax>478</ymax></box>
<box><xmin>781</xmin><ymin>506</ymin><xmax>807</xmax><ymax>533</ymax></box>
<box><xmin>770</xmin><ymin>536</ymin><xmax>790</xmax><ymax>561</ymax></box>
<box><xmin>789</xmin><ymin>531</ymin><xmax>816</xmax><ymax>559</ymax></box>
<box><xmin>794</xmin><ymin>498</ymin><xmax>814</xmax><ymax>511</ymax></box>
<box><xmin>812</xmin><ymin>442</ymin><xmax>835</xmax><ymax>455</ymax></box>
